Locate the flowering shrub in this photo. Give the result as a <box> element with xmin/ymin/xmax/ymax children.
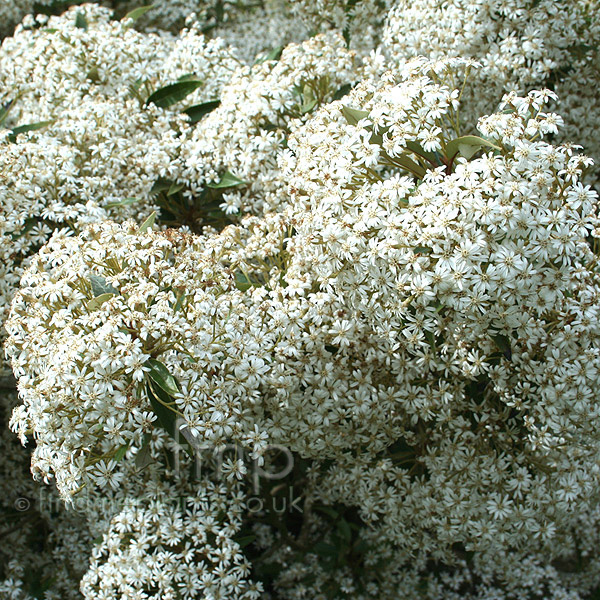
<box><xmin>5</xmin><ymin>220</ymin><xmax>278</xmax><ymax>499</ymax></box>
<box><xmin>2</xmin><ymin>2</ymin><xmax>600</xmax><ymax>599</ymax></box>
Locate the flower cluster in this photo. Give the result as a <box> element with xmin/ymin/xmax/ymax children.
<box><xmin>179</xmin><ymin>32</ymin><xmax>358</xmax><ymax>215</ymax></box>
<box><xmin>1</xmin><ymin>5</ymin><xmax>238</xmax><ymax>119</ymax></box>
<box><xmin>281</xmin><ymin>57</ymin><xmax>600</xmax><ymax>559</ymax></box>
<box><xmin>80</xmin><ymin>439</ymin><xmax>260</xmax><ymax>600</ymax></box>
<box><xmin>0</xmin><ymin>2</ymin><xmax>240</xmax><ymax>372</ymax></box>
<box><xmin>5</xmin><ymin>220</ymin><xmax>280</xmax><ymax>500</ymax></box>
<box><xmin>382</xmin><ymin>0</ymin><xmax>600</xmax><ymax>180</ymax></box>
<box><xmin>82</xmin><ymin>485</ymin><xmax>259</xmax><ymax>600</ymax></box>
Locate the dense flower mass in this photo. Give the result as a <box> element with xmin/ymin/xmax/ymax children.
<box><xmin>2</xmin><ymin>1</ymin><xmax>600</xmax><ymax>599</ymax></box>
<box><xmin>80</xmin><ymin>448</ymin><xmax>260</xmax><ymax>600</ymax></box>
<box><xmin>0</xmin><ymin>6</ymin><xmax>360</xmax><ymax>376</ymax></box>
<box><xmin>0</xmin><ymin>3</ymin><xmax>239</xmax><ymax>119</ymax></box>
<box><xmin>281</xmin><ymin>58</ymin><xmax>600</xmax><ymax>555</ymax></box>
<box><xmin>178</xmin><ymin>31</ymin><xmax>359</xmax><ymax>215</ymax></box>
<box><xmin>0</xmin><ymin>2</ymin><xmax>241</xmax><ymax>373</ymax></box>
<box><xmin>5</xmin><ymin>220</ymin><xmax>279</xmax><ymax>499</ymax></box>
<box><xmin>382</xmin><ymin>0</ymin><xmax>600</xmax><ymax>178</ymax></box>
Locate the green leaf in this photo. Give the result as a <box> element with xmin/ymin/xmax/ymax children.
<box><xmin>234</xmin><ymin>271</ymin><xmax>253</xmax><ymax>292</ymax></box>
<box><xmin>146</xmin><ymin>382</ymin><xmax>194</xmax><ymax>457</ymax></box>
<box><xmin>145</xmin><ymin>80</ymin><xmax>203</xmax><ymax>109</ymax></box>
<box><xmin>301</xmin><ymin>98</ymin><xmax>318</xmax><ymax>114</ymax></box>
<box><xmin>445</xmin><ymin>135</ymin><xmax>501</xmax><ymax>160</ymax></box>
<box><xmin>255</xmin><ymin>45</ymin><xmax>284</xmax><ymax>64</ymax></box>
<box><xmin>75</xmin><ymin>12</ymin><xmax>88</xmax><ymax>30</ymax></box>
<box><xmin>122</xmin><ymin>4</ymin><xmax>155</xmax><ymax>23</ymax></box>
<box><xmin>10</xmin><ymin>217</ymin><xmax>36</xmax><ymax>240</ymax></box>
<box><xmin>128</xmin><ymin>78</ymin><xmax>144</xmax><ymax>102</ymax></box>
<box><xmin>413</xmin><ymin>246</ymin><xmax>433</xmax><ymax>254</ymax></box>
<box><xmin>265</xmin><ymin>45</ymin><xmax>284</xmax><ymax>61</ymax></box>
<box><xmin>342</xmin><ymin>0</ymin><xmax>360</xmax><ymax>46</ymax></box>
<box><xmin>234</xmin><ymin>534</ymin><xmax>256</xmax><ymax>548</ymax></box>
<box><xmin>341</xmin><ymin>105</ymin><xmax>369</xmax><ymax>126</ymax></box>
<box><xmin>87</xmin><ymin>66</ymin><xmax>100</xmax><ymax>82</ymax></box>
<box><xmin>405</xmin><ymin>140</ymin><xmax>438</xmax><ymax>163</ymax></box>
<box><xmin>332</xmin><ymin>83</ymin><xmax>352</xmax><ymax>101</ymax></box>
<box><xmin>147</xmin><ymin>358</ymin><xmax>180</xmax><ymax>396</ymax></box>
<box><xmin>167</xmin><ymin>182</ymin><xmax>185</xmax><ymax>196</ymax></box>
<box><xmin>150</xmin><ymin>178</ymin><xmax>172</xmax><ymax>194</ymax></box>
<box><xmin>87</xmin><ymin>292</ymin><xmax>115</xmax><ymax>311</ymax></box>
<box><xmin>114</xmin><ymin>442</ymin><xmax>129</xmax><ymax>462</ymax></box>
<box><xmin>8</xmin><ymin>121</ymin><xmax>52</xmax><ymax>143</ymax></box>
<box><xmin>182</xmin><ymin>99</ymin><xmax>220</xmax><ymax>123</ymax></box>
<box><xmin>0</xmin><ymin>99</ymin><xmax>16</xmax><ymax>127</ymax></box>
<box><xmin>392</xmin><ymin>153</ymin><xmax>427</xmax><ymax>179</ymax></box>
<box><xmin>425</xmin><ymin>330</ymin><xmax>436</xmax><ymax>350</ymax></box>
<box><xmin>135</xmin><ymin>433</ymin><xmax>153</xmax><ymax>468</ymax></box>
<box><xmin>138</xmin><ymin>211</ymin><xmax>157</xmax><ymax>233</ymax></box>
<box><xmin>343</xmin><ymin>27</ymin><xmax>351</xmax><ymax>47</ymax></box>
<box><xmin>314</xmin><ymin>505</ymin><xmax>339</xmax><ymax>520</ymax></box>
<box><xmin>89</xmin><ymin>275</ymin><xmax>119</xmax><ymax>297</ymax></box>
<box><xmin>313</xmin><ymin>541</ymin><xmax>338</xmax><ymax>558</ymax></box>
<box><xmin>26</xmin><ymin>570</ymin><xmax>57</xmax><ymax>599</ymax></box>
<box><xmin>368</xmin><ymin>128</ymin><xmax>385</xmax><ymax>146</ymax></box>
<box><xmin>147</xmin><ymin>382</ymin><xmax>177</xmax><ymax>436</ymax></box>
<box><xmin>491</xmin><ymin>334</ymin><xmax>512</xmax><ymax>358</ymax></box>
<box><xmin>104</xmin><ymin>197</ymin><xmax>139</xmax><ymax>209</ymax></box>
<box><xmin>336</xmin><ymin>519</ymin><xmax>352</xmax><ymax>544</ymax></box>
<box><xmin>207</xmin><ymin>170</ymin><xmax>247</xmax><ymax>189</ymax></box>
<box><xmin>299</xmin><ymin>84</ymin><xmax>317</xmax><ymax>114</ymax></box>
<box><xmin>177</xmin><ymin>73</ymin><xmax>201</xmax><ymax>82</ymax></box>
<box><xmin>566</xmin><ymin>42</ymin><xmax>598</xmax><ymax>59</ymax></box>
<box><xmin>215</xmin><ymin>0</ymin><xmax>224</xmax><ymax>22</ymax></box>
<box><xmin>173</xmin><ymin>291</ymin><xmax>186</xmax><ymax>313</ymax></box>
